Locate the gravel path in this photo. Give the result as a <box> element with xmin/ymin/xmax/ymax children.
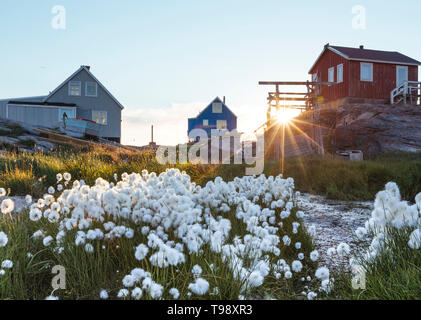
<box><xmin>298</xmin><ymin>193</ymin><xmax>373</xmax><ymax>270</ymax></box>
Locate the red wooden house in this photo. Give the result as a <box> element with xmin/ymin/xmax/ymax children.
<box><xmin>309</xmin><ymin>44</ymin><xmax>421</xmax><ymax>108</ymax></box>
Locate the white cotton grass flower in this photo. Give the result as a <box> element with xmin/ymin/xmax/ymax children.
<box><xmin>117</xmin><ymin>289</ymin><xmax>129</xmax><ymax>299</ymax></box>
<box><xmin>192</xmin><ymin>265</ymin><xmax>203</xmax><ymax>277</ymax></box>
<box><xmin>355</xmin><ymin>227</ymin><xmax>367</xmax><ymax>240</ymax></box>
<box><xmin>315</xmin><ymin>267</ymin><xmax>330</xmax><ymax>281</ymax></box>
<box><xmin>43</xmin><ymin>236</ymin><xmax>53</xmax><ymax>247</ymax></box>
<box><xmin>0</xmin><ymin>231</ymin><xmax>8</xmax><ymax>247</ymax></box>
<box><xmin>327</xmin><ymin>247</ymin><xmax>336</xmax><ymax>256</ymax></box>
<box><xmin>0</xmin><ymin>269</ymin><xmax>5</xmax><ymax>276</ymax></box>
<box><xmin>310</xmin><ymin>250</ymin><xmax>319</xmax><ymax>262</ymax></box>
<box><xmin>57</xmin><ymin>184</ymin><xmax>63</xmax><ymax>192</ymax></box>
<box><xmin>135</xmin><ymin>244</ymin><xmax>149</xmax><ymax>261</ymax></box>
<box><xmin>48</xmin><ymin>187</ymin><xmax>55</xmax><ymax>195</ymax></box>
<box><xmin>284</xmin><ymin>271</ymin><xmax>292</xmax><ymax>279</ymax></box>
<box><xmin>307</xmin><ymin>291</ymin><xmax>317</xmax><ymax>300</ymax></box>
<box><xmin>25</xmin><ymin>195</ymin><xmax>32</xmax><ymax>205</ymax></box>
<box><xmin>131</xmin><ymin>287</ymin><xmax>143</xmax><ymax>300</ymax></box>
<box><xmin>150</xmin><ymin>283</ymin><xmax>163</xmax><ymax>299</ymax></box>
<box><xmin>63</xmin><ymin>173</ymin><xmax>71</xmax><ymax>181</ymax></box>
<box><xmin>85</xmin><ymin>243</ymin><xmax>94</xmax><ymax>253</ymax></box>
<box><xmin>122</xmin><ymin>274</ymin><xmax>136</xmax><ymax>288</ymax></box>
<box><xmin>1</xmin><ymin>198</ymin><xmax>14</xmax><ymax>215</ymax></box>
<box><xmin>99</xmin><ymin>289</ymin><xmax>109</xmax><ymax>300</ymax></box>
<box><xmin>188</xmin><ymin>278</ymin><xmax>209</xmax><ymax>295</ymax></box>
<box><xmin>0</xmin><ymin>188</ymin><xmax>6</xmax><ymax>197</ymax></box>
<box><xmin>292</xmin><ymin>260</ymin><xmax>303</xmax><ymax>273</ymax></box>
<box><xmin>298</xmin><ymin>253</ymin><xmax>304</xmax><ymax>260</ymax></box>
<box><xmin>1</xmin><ymin>260</ymin><xmax>13</xmax><ymax>269</ymax></box>
<box><xmin>169</xmin><ymin>288</ymin><xmax>180</xmax><ymax>299</ymax></box>
<box><xmin>408</xmin><ymin>229</ymin><xmax>421</xmax><ymax>250</ymax></box>
<box><xmin>295</xmin><ymin>242</ymin><xmax>302</xmax><ymax>250</ymax></box>
<box><xmin>337</xmin><ymin>243</ymin><xmax>351</xmax><ymax>257</ymax></box>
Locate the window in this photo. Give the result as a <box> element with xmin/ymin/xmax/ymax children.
<box><xmin>396</xmin><ymin>66</ymin><xmax>408</xmax><ymax>87</ymax></box>
<box><xmin>203</xmin><ymin>119</ymin><xmax>209</xmax><ymax>126</ymax></box>
<box><xmin>68</xmin><ymin>81</ymin><xmax>81</xmax><ymax>96</ymax></box>
<box><xmin>85</xmin><ymin>82</ymin><xmax>98</xmax><ymax>97</ymax></box>
<box><xmin>92</xmin><ymin>111</ymin><xmax>107</xmax><ymax>125</ymax></box>
<box><xmin>217</xmin><ymin>120</ymin><xmax>227</xmax><ymax>129</ymax></box>
<box><xmin>212</xmin><ymin>103</ymin><xmax>222</xmax><ymax>113</ymax></box>
<box><xmin>59</xmin><ymin>108</ymin><xmax>76</xmax><ymax>122</ymax></box>
<box><xmin>361</xmin><ymin>63</ymin><xmax>373</xmax><ymax>82</ymax></box>
<box><xmin>337</xmin><ymin>64</ymin><xmax>343</xmax><ymax>83</ymax></box>
<box><xmin>328</xmin><ymin>67</ymin><xmax>335</xmax><ymax>83</ymax></box>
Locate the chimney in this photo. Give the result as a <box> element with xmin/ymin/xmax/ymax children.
<box><xmin>223</xmin><ymin>96</ymin><xmax>226</xmax><ymax>104</ymax></box>
<box><xmin>359</xmin><ymin>45</ymin><xmax>364</xmax><ymax>50</ymax></box>
<box><xmin>324</xmin><ymin>43</ymin><xmax>330</xmax><ymax>49</ymax></box>
<box><xmin>83</xmin><ymin>65</ymin><xmax>91</xmax><ymax>70</ymax></box>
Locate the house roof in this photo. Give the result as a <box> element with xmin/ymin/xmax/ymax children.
<box><xmin>8</xmin><ymin>100</ymin><xmax>76</xmax><ymax>107</ymax></box>
<box><xmin>195</xmin><ymin>97</ymin><xmax>237</xmax><ymax>119</ymax></box>
<box><xmin>43</xmin><ymin>66</ymin><xmax>125</xmax><ymax>110</ymax></box>
<box><xmin>309</xmin><ymin>44</ymin><xmax>421</xmax><ymax>73</ymax></box>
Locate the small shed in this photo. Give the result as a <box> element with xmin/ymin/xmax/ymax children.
<box><xmin>309</xmin><ymin>44</ymin><xmax>421</xmax><ymax>108</ymax></box>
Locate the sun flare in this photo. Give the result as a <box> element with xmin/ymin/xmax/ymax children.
<box><xmin>273</xmin><ymin>108</ymin><xmax>301</xmax><ymax>124</ymax></box>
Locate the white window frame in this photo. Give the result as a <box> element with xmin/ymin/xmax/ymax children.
<box><xmin>212</xmin><ymin>103</ymin><xmax>222</xmax><ymax>113</ymax></box>
<box><xmin>337</xmin><ymin>64</ymin><xmax>343</xmax><ymax>83</ymax></box>
<box><xmin>85</xmin><ymin>82</ymin><xmax>98</xmax><ymax>97</ymax></box>
<box><xmin>328</xmin><ymin>67</ymin><xmax>335</xmax><ymax>83</ymax></box>
<box><xmin>203</xmin><ymin>119</ymin><xmax>209</xmax><ymax>126</ymax></box>
<box><xmin>360</xmin><ymin>63</ymin><xmax>373</xmax><ymax>82</ymax></box>
<box><xmin>92</xmin><ymin>111</ymin><xmax>108</xmax><ymax>125</ymax></box>
<box><xmin>216</xmin><ymin>120</ymin><xmax>227</xmax><ymax>130</ymax></box>
<box><xmin>58</xmin><ymin>108</ymin><xmax>76</xmax><ymax>122</ymax></box>
<box><xmin>68</xmin><ymin>81</ymin><xmax>82</xmax><ymax>96</ymax></box>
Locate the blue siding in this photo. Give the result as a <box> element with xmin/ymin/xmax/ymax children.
<box><xmin>188</xmin><ymin>97</ymin><xmax>237</xmax><ymax>138</ymax></box>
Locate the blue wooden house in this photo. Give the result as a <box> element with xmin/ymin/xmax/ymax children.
<box><xmin>188</xmin><ymin>97</ymin><xmax>237</xmax><ymax>140</ymax></box>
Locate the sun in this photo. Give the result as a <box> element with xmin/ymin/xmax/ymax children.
<box><xmin>273</xmin><ymin>108</ymin><xmax>301</xmax><ymax>124</ymax></box>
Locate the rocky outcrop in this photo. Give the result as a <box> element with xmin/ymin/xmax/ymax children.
<box><xmin>335</xmin><ymin>104</ymin><xmax>421</xmax><ymax>154</ymax></box>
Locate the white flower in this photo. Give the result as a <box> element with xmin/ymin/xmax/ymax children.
<box><xmin>188</xmin><ymin>278</ymin><xmax>209</xmax><ymax>295</ymax></box>
<box><xmin>169</xmin><ymin>288</ymin><xmax>180</xmax><ymax>299</ymax></box>
<box><xmin>99</xmin><ymin>289</ymin><xmax>108</xmax><ymax>300</ymax></box>
<box><xmin>310</xmin><ymin>250</ymin><xmax>319</xmax><ymax>261</ymax></box>
<box><xmin>135</xmin><ymin>244</ymin><xmax>149</xmax><ymax>261</ymax></box>
<box><xmin>85</xmin><ymin>243</ymin><xmax>94</xmax><ymax>253</ymax></box>
<box><xmin>292</xmin><ymin>260</ymin><xmax>303</xmax><ymax>273</ymax></box>
<box><xmin>29</xmin><ymin>208</ymin><xmax>42</xmax><ymax>222</ymax></box>
<box><xmin>43</xmin><ymin>236</ymin><xmax>53</xmax><ymax>247</ymax></box>
<box><xmin>63</xmin><ymin>173</ymin><xmax>71</xmax><ymax>181</ymax></box>
<box><xmin>327</xmin><ymin>247</ymin><xmax>336</xmax><ymax>256</ymax></box>
<box><xmin>315</xmin><ymin>267</ymin><xmax>330</xmax><ymax>281</ymax></box>
<box><xmin>0</xmin><ymin>231</ymin><xmax>8</xmax><ymax>247</ymax></box>
<box><xmin>337</xmin><ymin>243</ymin><xmax>351</xmax><ymax>257</ymax></box>
<box><xmin>1</xmin><ymin>199</ymin><xmax>14</xmax><ymax>215</ymax></box>
<box><xmin>0</xmin><ymin>269</ymin><xmax>5</xmax><ymax>276</ymax></box>
<box><xmin>298</xmin><ymin>253</ymin><xmax>304</xmax><ymax>260</ymax></box>
<box><xmin>57</xmin><ymin>184</ymin><xmax>63</xmax><ymax>192</ymax></box>
<box><xmin>117</xmin><ymin>289</ymin><xmax>129</xmax><ymax>299</ymax></box>
<box><xmin>0</xmin><ymin>188</ymin><xmax>6</xmax><ymax>197</ymax></box>
<box><xmin>1</xmin><ymin>260</ymin><xmax>13</xmax><ymax>269</ymax></box>
<box><xmin>295</xmin><ymin>242</ymin><xmax>302</xmax><ymax>249</ymax></box>
<box><xmin>48</xmin><ymin>187</ymin><xmax>55</xmax><ymax>195</ymax></box>
<box><xmin>122</xmin><ymin>275</ymin><xmax>135</xmax><ymax>288</ymax></box>
<box><xmin>247</xmin><ymin>271</ymin><xmax>264</xmax><ymax>288</ymax></box>
<box><xmin>284</xmin><ymin>271</ymin><xmax>292</xmax><ymax>279</ymax></box>
<box><xmin>150</xmin><ymin>283</ymin><xmax>163</xmax><ymax>299</ymax></box>
<box><xmin>355</xmin><ymin>227</ymin><xmax>367</xmax><ymax>240</ymax></box>
<box><xmin>307</xmin><ymin>291</ymin><xmax>317</xmax><ymax>300</ymax></box>
<box><xmin>131</xmin><ymin>287</ymin><xmax>143</xmax><ymax>300</ymax></box>
<box><xmin>408</xmin><ymin>229</ymin><xmax>421</xmax><ymax>250</ymax></box>
<box><xmin>282</xmin><ymin>235</ymin><xmax>291</xmax><ymax>246</ymax></box>
<box><xmin>192</xmin><ymin>265</ymin><xmax>202</xmax><ymax>277</ymax></box>
<box><xmin>25</xmin><ymin>195</ymin><xmax>32</xmax><ymax>204</ymax></box>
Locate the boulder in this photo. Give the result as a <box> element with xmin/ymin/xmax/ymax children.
<box><xmin>335</xmin><ymin>104</ymin><xmax>421</xmax><ymax>154</ymax></box>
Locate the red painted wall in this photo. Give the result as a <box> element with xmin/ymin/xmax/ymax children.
<box><xmin>309</xmin><ymin>49</ymin><xmax>418</xmax><ymax>102</ymax></box>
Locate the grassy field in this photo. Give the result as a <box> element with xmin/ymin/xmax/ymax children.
<box><xmin>0</xmin><ymin>147</ymin><xmax>420</xmax><ymax>300</ymax></box>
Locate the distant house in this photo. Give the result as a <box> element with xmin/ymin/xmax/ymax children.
<box><xmin>0</xmin><ymin>66</ymin><xmax>124</xmax><ymax>143</ymax></box>
<box><xmin>188</xmin><ymin>97</ymin><xmax>237</xmax><ymax>140</ymax></box>
<box><xmin>309</xmin><ymin>44</ymin><xmax>421</xmax><ymax>108</ymax></box>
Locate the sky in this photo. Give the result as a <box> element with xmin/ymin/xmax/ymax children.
<box><xmin>1</xmin><ymin>0</ymin><xmax>420</xmax><ymax>146</ymax></box>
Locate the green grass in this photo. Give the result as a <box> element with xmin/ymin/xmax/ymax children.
<box><xmin>330</xmin><ymin>227</ymin><xmax>421</xmax><ymax>300</ymax></box>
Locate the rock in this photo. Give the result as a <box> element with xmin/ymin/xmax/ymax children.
<box><xmin>335</xmin><ymin>104</ymin><xmax>421</xmax><ymax>154</ymax></box>
<box><xmin>35</xmin><ymin>140</ymin><xmax>56</xmax><ymax>151</ymax></box>
<box><xmin>0</xmin><ymin>136</ymin><xmax>20</xmax><ymax>145</ymax></box>
<box><xmin>0</xmin><ymin>126</ymin><xmax>12</xmax><ymax>133</ymax></box>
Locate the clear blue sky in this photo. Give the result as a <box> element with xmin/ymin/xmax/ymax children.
<box><xmin>1</xmin><ymin>0</ymin><xmax>420</xmax><ymax>145</ymax></box>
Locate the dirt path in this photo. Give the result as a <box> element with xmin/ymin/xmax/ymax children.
<box><xmin>298</xmin><ymin>193</ymin><xmax>373</xmax><ymax>271</ymax></box>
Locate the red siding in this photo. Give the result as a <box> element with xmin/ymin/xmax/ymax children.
<box><xmin>310</xmin><ymin>49</ymin><xmax>350</xmax><ymax>102</ymax></box>
<box><xmin>309</xmin><ymin>49</ymin><xmax>419</xmax><ymax>102</ymax></box>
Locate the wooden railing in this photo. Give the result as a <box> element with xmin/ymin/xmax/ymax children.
<box><xmin>391</xmin><ymin>81</ymin><xmax>421</xmax><ymax>105</ymax></box>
